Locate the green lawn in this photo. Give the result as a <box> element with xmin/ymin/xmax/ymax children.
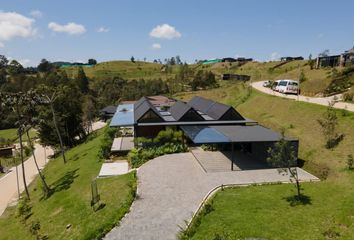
<box><xmin>177</xmin><ymin>81</ymin><xmax>354</xmax><ymax>239</ymax></box>
<box><xmin>184</xmin><ymin>182</ymin><xmax>354</xmax><ymax>240</ymax></box>
<box><xmin>0</xmin><ymin>129</ymin><xmax>136</xmax><ymax>240</ymax></box>
<box><xmin>0</xmin><ymin>128</ymin><xmax>37</xmax><ymax>144</ymax></box>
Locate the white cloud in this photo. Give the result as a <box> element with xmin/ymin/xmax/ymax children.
<box><xmin>270</xmin><ymin>52</ymin><xmax>280</xmax><ymax>61</ymax></box>
<box><xmin>150</xmin><ymin>24</ymin><xmax>181</xmax><ymax>39</ymax></box>
<box><xmin>30</xmin><ymin>10</ymin><xmax>42</xmax><ymax>18</ymax></box>
<box><xmin>152</xmin><ymin>43</ymin><xmax>161</xmax><ymax>49</ymax></box>
<box><xmin>0</xmin><ymin>12</ymin><xmax>36</xmax><ymax>46</ymax></box>
<box><xmin>18</xmin><ymin>59</ymin><xmax>31</xmax><ymax>67</ymax></box>
<box><xmin>48</xmin><ymin>22</ymin><xmax>86</xmax><ymax>35</ymax></box>
<box><xmin>97</xmin><ymin>27</ymin><xmax>109</xmax><ymax>33</ymax></box>
<box><xmin>0</xmin><ymin>42</ymin><xmax>4</xmax><ymax>48</ymax></box>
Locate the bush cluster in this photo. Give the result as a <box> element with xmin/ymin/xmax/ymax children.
<box><xmin>129</xmin><ymin>143</ymin><xmax>187</xmax><ymax>168</ymax></box>
<box><xmin>98</xmin><ymin>126</ymin><xmax>117</xmax><ymax>160</ymax></box>
<box><xmin>128</xmin><ymin>129</ymin><xmax>188</xmax><ymax>168</ymax></box>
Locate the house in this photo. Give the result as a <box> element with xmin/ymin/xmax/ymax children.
<box><xmin>280</xmin><ymin>56</ymin><xmax>304</xmax><ymax>61</ymax></box>
<box><xmin>341</xmin><ymin>46</ymin><xmax>354</xmax><ymax>67</ymax></box>
<box><xmin>99</xmin><ymin>105</ymin><xmax>117</xmax><ymax>121</ymax></box>
<box><xmin>222</xmin><ymin>74</ymin><xmax>251</xmax><ymax>81</ymax></box>
<box><xmin>315</xmin><ymin>55</ymin><xmax>341</xmax><ymax>68</ymax></box>
<box><xmin>316</xmin><ymin>46</ymin><xmax>354</xmax><ymax>68</ymax></box>
<box><xmin>110</xmin><ymin>95</ymin><xmax>298</xmax><ymax>168</ymax></box>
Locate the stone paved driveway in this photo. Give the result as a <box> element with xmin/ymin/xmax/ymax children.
<box><xmin>104</xmin><ymin>152</ymin><xmax>318</xmax><ymax>240</ymax></box>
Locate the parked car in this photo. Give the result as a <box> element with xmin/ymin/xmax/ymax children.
<box><xmin>263</xmin><ymin>80</ymin><xmax>272</xmax><ymax>88</ymax></box>
<box><xmin>272</xmin><ymin>80</ymin><xmax>281</xmax><ymax>91</ymax></box>
<box><xmin>276</xmin><ymin>80</ymin><xmax>299</xmax><ymax>94</ymax></box>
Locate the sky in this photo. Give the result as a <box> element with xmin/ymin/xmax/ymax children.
<box><xmin>0</xmin><ymin>0</ymin><xmax>354</xmax><ymax>66</ymax></box>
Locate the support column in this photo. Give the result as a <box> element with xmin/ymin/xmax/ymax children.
<box><xmin>231</xmin><ymin>142</ymin><xmax>234</xmax><ymax>171</ymax></box>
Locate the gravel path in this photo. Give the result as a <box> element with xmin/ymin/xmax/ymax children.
<box><xmin>251</xmin><ymin>81</ymin><xmax>354</xmax><ymax>112</ymax></box>
<box><xmin>105</xmin><ymin>152</ymin><xmax>319</xmax><ymax>240</ymax></box>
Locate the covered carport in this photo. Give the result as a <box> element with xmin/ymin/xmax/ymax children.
<box><xmin>181</xmin><ymin>125</ymin><xmax>298</xmax><ymax>171</ymax></box>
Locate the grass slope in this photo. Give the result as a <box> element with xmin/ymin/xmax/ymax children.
<box><xmin>177</xmin><ymin>81</ymin><xmax>354</xmax><ymax>239</ymax></box>
<box><xmin>63</xmin><ymin>59</ymin><xmax>344</xmax><ymax>95</ymax></box>
<box><xmin>64</xmin><ymin>61</ymin><xmax>179</xmax><ymax>81</ymax></box>
<box><xmin>0</xmin><ymin>129</ymin><xmax>136</xmax><ymax>240</ymax></box>
<box><xmin>0</xmin><ymin>128</ymin><xmax>37</xmax><ymax>144</ymax></box>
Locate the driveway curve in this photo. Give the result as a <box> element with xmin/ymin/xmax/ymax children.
<box><xmin>251</xmin><ymin>81</ymin><xmax>354</xmax><ymax>112</ymax></box>
<box><xmin>105</xmin><ymin>152</ymin><xmax>318</xmax><ymax>240</ymax></box>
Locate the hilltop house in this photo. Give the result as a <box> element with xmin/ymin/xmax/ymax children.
<box><xmin>110</xmin><ymin>95</ymin><xmax>298</xmax><ymax>169</ymax></box>
<box><xmin>316</xmin><ymin>46</ymin><xmax>354</xmax><ymax>68</ymax></box>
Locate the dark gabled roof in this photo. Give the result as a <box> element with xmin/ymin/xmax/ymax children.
<box><xmin>169</xmin><ymin>101</ymin><xmax>204</xmax><ymax>121</ymax></box>
<box><xmin>99</xmin><ymin>105</ymin><xmax>117</xmax><ymax>115</ymax></box>
<box><xmin>134</xmin><ymin>97</ymin><xmax>164</xmax><ymax>123</ymax></box>
<box><xmin>188</xmin><ymin>96</ymin><xmax>244</xmax><ymax>121</ymax></box>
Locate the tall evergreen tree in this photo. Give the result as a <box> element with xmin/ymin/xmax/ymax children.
<box><xmin>76</xmin><ymin>67</ymin><xmax>89</xmax><ymax>94</ymax></box>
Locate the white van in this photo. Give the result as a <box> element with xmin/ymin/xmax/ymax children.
<box><xmin>275</xmin><ymin>80</ymin><xmax>299</xmax><ymax>94</ymax></box>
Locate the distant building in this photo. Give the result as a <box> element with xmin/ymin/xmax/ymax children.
<box><xmin>316</xmin><ymin>46</ymin><xmax>354</xmax><ymax>68</ymax></box>
<box><xmin>316</xmin><ymin>55</ymin><xmax>341</xmax><ymax>68</ymax></box>
<box><xmin>280</xmin><ymin>56</ymin><xmax>304</xmax><ymax>61</ymax></box>
<box><xmin>221</xmin><ymin>57</ymin><xmax>237</xmax><ymax>62</ymax></box>
<box><xmin>222</xmin><ymin>74</ymin><xmax>251</xmax><ymax>81</ymax></box>
<box><xmin>341</xmin><ymin>47</ymin><xmax>354</xmax><ymax>67</ymax></box>
<box><xmin>99</xmin><ymin>105</ymin><xmax>117</xmax><ymax>121</ymax></box>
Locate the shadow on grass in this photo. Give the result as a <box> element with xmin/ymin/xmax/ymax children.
<box><xmin>42</xmin><ymin>168</ymin><xmax>79</xmax><ymax>200</ymax></box>
<box><xmin>284</xmin><ymin>194</ymin><xmax>312</xmax><ymax>206</ymax></box>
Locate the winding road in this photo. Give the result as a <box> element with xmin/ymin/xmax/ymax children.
<box><xmin>251</xmin><ymin>81</ymin><xmax>354</xmax><ymax>112</ymax></box>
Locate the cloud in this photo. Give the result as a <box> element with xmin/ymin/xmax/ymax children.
<box><xmin>0</xmin><ymin>42</ymin><xmax>4</xmax><ymax>48</ymax></box>
<box><xmin>48</xmin><ymin>22</ymin><xmax>86</xmax><ymax>35</ymax></box>
<box><xmin>0</xmin><ymin>11</ymin><xmax>36</xmax><ymax>46</ymax></box>
<box><xmin>30</xmin><ymin>10</ymin><xmax>42</xmax><ymax>18</ymax></box>
<box><xmin>152</xmin><ymin>43</ymin><xmax>161</xmax><ymax>49</ymax></box>
<box><xmin>270</xmin><ymin>52</ymin><xmax>280</xmax><ymax>61</ymax></box>
<box><xmin>18</xmin><ymin>59</ymin><xmax>31</xmax><ymax>67</ymax></box>
<box><xmin>150</xmin><ymin>24</ymin><xmax>181</xmax><ymax>39</ymax></box>
<box><xmin>97</xmin><ymin>27</ymin><xmax>109</xmax><ymax>33</ymax></box>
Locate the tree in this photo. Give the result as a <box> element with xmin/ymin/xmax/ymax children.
<box><xmin>23</xmin><ymin>90</ymin><xmax>51</xmax><ymax>196</ymax></box>
<box><xmin>0</xmin><ymin>55</ymin><xmax>8</xmax><ymax>68</ymax></box>
<box><xmin>267</xmin><ymin>136</ymin><xmax>301</xmax><ymax>197</ymax></box>
<box><xmin>317</xmin><ymin>101</ymin><xmax>343</xmax><ymax>149</ymax></box>
<box><xmin>319</xmin><ymin>49</ymin><xmax>330</xmax><ymax>57</ymax></box>
<box><xmin>37</xmin><ymin>86</ymin><xmax>67</xmax><ymax>163</ymax></box>
<box><xmin>88</xmin><ymin>59</ymin><xmax>97</xmax><ymax>65</ymax></box>
<box><xmin>37</xmin><ymin>59</ymin><xmax>53</xmax><ymax>72</ymax></box>
<box><xmin>76</xmin><ymin>67</ymin><xmax>89</xmax><ymax>94</ymax></box>
<box><xmin>0</xmin><ymin>92</ymin><xmax>31</xmax><ymax>199</ymax></box>
<box><xmin>130</xmin><ymin>56</ymin><xmax>135</xmax><ymax>63</ymax></box>
<box><xmin>308</xmin><ymin>54</ymin><xmax>312</xmax><ymax>60</ymax></box>
<box><xmin>299</xmin><ymin>70</ymin><xmax>307</xmax><ymax>83</ymax></box>
<box><xmin>8</xmin><ymin>60</ymin><xmax>24</xmax><ymax>75</ymax></box>
<box><xmin>82</xmin><ymin>95</ymin><xmax>96</xmax><ymax>134</ymax></box>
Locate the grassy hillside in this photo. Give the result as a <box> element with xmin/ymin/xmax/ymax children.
<box><xmin>199</xmin><ymin>60</ymin><xmax>337</xmax><ymax>95</ymax></box>
<box><xmin>63</xmin><ymin>61</ymin><xmax>180</xmax><ymax>81</ymax></box>
<box><xmin>0</xmin><ymin>128</ymin><xmax>37</xmax><ymax>144</ymax></box>
<box><xmin>66</xmin><ymin>59</ymin><xmax>343</xmax><ymax>96</ymax></box>
<box><xmin>0</xmin><ymin>129</ymin><xmax>136</xmax><ymax>240</ymax></box>
<box><xmin>177</xmin><ymin>81</ymin><xmax>354</xmax><ymax>239</ymax></box>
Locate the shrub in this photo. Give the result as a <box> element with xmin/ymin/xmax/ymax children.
<box><xmin>16</xmin><ymin>198</ymin><xmax>32</xmax><ymax>222</ymax></box>
<box><xmin>98</xmin><ymin>127</ymin><xmax>117</xmax><ymax>160</ymax></box>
